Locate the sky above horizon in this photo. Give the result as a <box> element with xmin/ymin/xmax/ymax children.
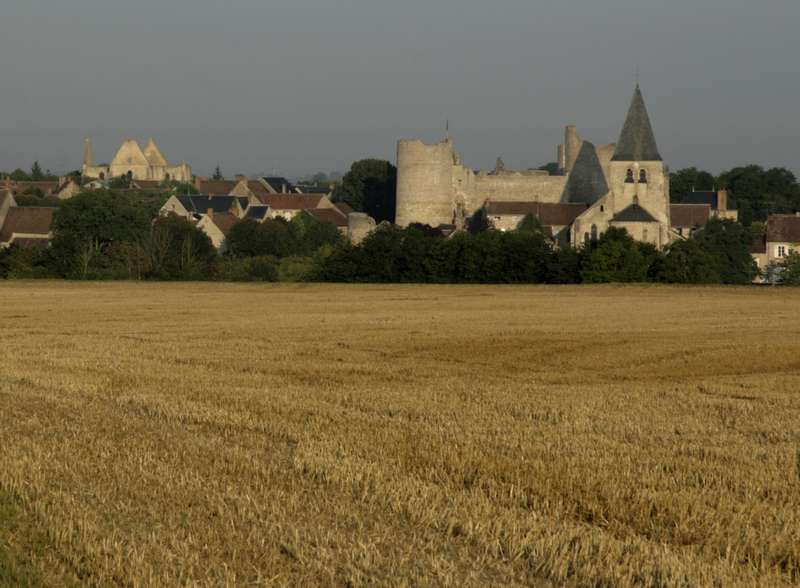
<box><xmin>1</xmin><ymin>0</ymin><xmax>799</xmax><ymax>178</ymax></box>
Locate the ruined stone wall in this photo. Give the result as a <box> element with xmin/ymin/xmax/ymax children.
<box><xmin>475</xmin><ymin>173</ymin><xmax>567</xmax><ymax>204</ymax></box>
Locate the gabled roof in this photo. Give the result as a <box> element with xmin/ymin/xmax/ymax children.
<box><xmin>0</xmin><ymin>207</ymin><xmax>56</xmax><ymax>243</ymax></box>
<box><xmin>333</xmin><ymin>201</ymin><xmax>354</xmax><ymax>216</ymax></box>
<box><xmin>611</xmin><ymin>203</ymin><xmax>658</xmax><ymax>223</ymax></box>
<box><xmin>307</xmin><ymin>208</ymin><xmax>348</xmax><ymax>227</ymax></box>
<box><xmin>111</xmin><ymin>139</ymin><xmax>150</xmax><ymax>168</ymax></box>
<box><xmin>177</xmin><ymin>195</ymin><xmax>248</xmax><ymax>214</ymax></box>
<box><xmin>246</xmin><ymin>180</ymin><xmax>271</xmax><ymax>198</ymax></box>
<box><xmin>484</xmin><ymin>201</ymin><xmax>588</xmax><ymax>226</ymax></box>
<box><xmin>195</xmin><ymin>179</ymin><xmax>236</xmax><ymax>196</ymax></box>
<box><xmin>670</xmin><ymin>204</ymin><xmax>710</xmax><ymax>228</ymax></box>
<box><xmin>612</xmin><ymin>85</ymin><xmax>662</xmax><ymax>162</ymax></box>
<box><xmin>261</xmin><ymin>177</ymin><xmax>298</xmax><ymax>194</ymax></box>
<box><xmin>142</xmin><ymin>138</ymin><xmax>168</xmax><ymax>167</ymax></box>
<box><xmin>767</xmin><ymin>214</ymin><xmax>800</xmax><ymax>243</ymax></box>
<box><xmin>258</xmin><ymin>194</ymin><xmax>323</xmax><ymax>210</ymax></box>
<box><xmin>208</xmin><ymin>212</ymin><xmax>239</xmax><ymax>236</ymax></box>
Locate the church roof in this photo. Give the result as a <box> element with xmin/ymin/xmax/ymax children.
<box><xmin>611</xmin><ymin>203</ymin><xmax>658</xmax><ymax>223</ymax></box>
<box><xmin>612</xmin><ymin>85</ymin><xmax>662</xmax><ymax>162</ymax></box>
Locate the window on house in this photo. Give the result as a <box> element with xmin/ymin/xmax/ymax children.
<box><xmin>778</xmin><ymin>245</ymin><xmax>787</xmax><ymax>258</ymax></box>
<box><xmin>625</xmin><ymin>169</ymin><xmax>634</xmax><ymax>183</ymax></box>
<box><xmin>643</xmin><ymin>228</ymin><xmax>649</xmax><ymax>241</ymax></box>
<box><xmin>639</xmin><ymin>169</ymin><xmax>648</xmax><ymax>183</ymax></box>
<box><xmin>591</xmin><ymin>224</ymin><xmax>598</xmax><ymax>241</ymax></box>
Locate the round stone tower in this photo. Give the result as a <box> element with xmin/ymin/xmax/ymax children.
<box><xmin>395</xmin><ymin>139</ymin><xmax>457</xmax><ymax>228</ymax></box>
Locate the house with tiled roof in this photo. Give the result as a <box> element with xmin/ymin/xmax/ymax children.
<box><xmin>196</xmin><ymin>211</ymin><xmax>240</xmax><ymax>252</ymax></box>
<box><xmin>257</xmin><ymin>193</ymin><xmax>336</xmax><ymax>220</ymax></box>
<box><xmin>681</xmin><ymin>190</ymin><xmax>738</xmax><ymax>222</ymax></box>
<box><xmin>764</xmin><ymin>213</ymin><xmax>800</xmax><ymax>265</ymax></box>
<box><xmin>160</xmin><ymin>194</ymin><xmax>250</xmax><ymax>220</ymax></box>
<box><xmin>0</xmin><ymin>193</ymin><xmax>56</xmax><ymax>248</ymax></box>
<box><xmin>305</xmin><ymin>208</ymin><xmax>349</xmax><ymax>234</ymax></box>
<box><xmin>193</xmin><ymin>178</ymin><xmax>238</xmax><ymax>197</ymax></box>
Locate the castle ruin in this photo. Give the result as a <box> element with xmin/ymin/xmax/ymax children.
<box><xmin>395</xmin><ymin>85</ymin><xmax>675</xmax><ymax>248</ymax></box>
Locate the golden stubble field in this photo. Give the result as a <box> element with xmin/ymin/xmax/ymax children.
<box><xmin>1</xmin><ymin>281</ymin><xmax>799</xmax><ymax>587</ymax></box>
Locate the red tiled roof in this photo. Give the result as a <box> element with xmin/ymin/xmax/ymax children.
<box><xmin>333</xmin><ymin>202</ymin><xmax>354</xmax><ymax>216</ymax></box>
<box><xmin>307</xmin><ymin>208</ymin><xmax>348</xmax><ymax>227</ymax></box>
<box><xmin>0</xmin><ymin>207</ymin><xmax>56</xmax><ymax>243</ymax></box>
<box><xmin>766</xmin><ymin>214</ymin><xmax>800</xmax><ymax>243</ymax></box>
<box><xmin>247</xmin><ymin>181</ymin><xmax>271</xmax><ymax>198</ymax></box>
<box><xmin>258</xmin><ymin>194</ymin><xmax>323</xmax><ymax>210</ymax></box>
<box><xmin>670</xmin><ymin>204</ymin><xmax>710</xmax><ymax>228</ymax></box>
<box><xmin>484</xmin><ymin>201</ymin><xmax>588</xmax><ymax>226</ymax></box>
<box><xmin>196</xmin><ymin>180</ymin><xmax>236</xmax><ymax>196</ymax></box>
<box><xmin>209</xmin><ymin>212</ymin><xmax>239</xmax><ymax>236</ymax></box>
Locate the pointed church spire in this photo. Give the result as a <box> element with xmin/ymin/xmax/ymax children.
<box><xmin>612</xmin><ymin>85</ymin><xmax>662</xmax><ymax>162</ymax></box>
<box><xmin>83</xmin><ymin>137</ymin><xmax>94</xmax><ymax>167</ymax></box>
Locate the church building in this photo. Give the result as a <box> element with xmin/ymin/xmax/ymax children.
<box><xmin>82</xmin><ymin>138</ymin><xmax>192</xmax><ymax>183</ymax></box>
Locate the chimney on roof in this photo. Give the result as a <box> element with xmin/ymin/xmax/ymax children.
<box><xmin>717</xmin><ymin>189</ymin><xmax>728</xmax><ymax>211</ymax></box>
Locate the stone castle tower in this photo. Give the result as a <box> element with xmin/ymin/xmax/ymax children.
<box><xmin>395</xmin><ymin>85</ymin><xmax>674</xmax><ymax>249</ymax></box>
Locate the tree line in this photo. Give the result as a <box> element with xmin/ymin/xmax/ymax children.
<box><xmin>313</xmin><ymin>217</ymin><xmax>759</xmax><ymax>285</ymax></box>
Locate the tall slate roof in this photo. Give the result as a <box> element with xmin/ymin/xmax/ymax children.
<box><xmin>612</xmin><ymin>85</ymin><xmax>662</xmax><ymax>162</ymax></box>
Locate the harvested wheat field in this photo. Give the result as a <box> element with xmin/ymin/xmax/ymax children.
<box><xmin>1</xmin><ymin>282</ymin><xmax>800</xmax><ymax>587</ymax></box>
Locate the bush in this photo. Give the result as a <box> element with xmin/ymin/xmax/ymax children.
<box><xmin>279</xmin><ymin>256</ymin><xmax>315</xmax><ymax>282</ymax></box>
<box><xmin>216</xmin><ymin>256</ymin><xmax>279</xmax><ymax>282</ymax></box>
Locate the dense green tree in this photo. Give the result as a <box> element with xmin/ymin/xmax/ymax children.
<box><xmin>335</xmin><ymin>159</ymin><xmax>397</xmax><ymax>223</ymax></box>
<box><xmin>9</xmin><ymin>169</ymin><xmax>30</xmax><ymax>181</ymax></box>
<box><xmin>694</xmin><ymin>218</ymin><xmax>758</xmax><ymax>284</ymax></box>
<box><xmin>146</xmin><ymin>215</ymin><xmax>217</xmax><ymax>280</ymax></box>
<box><xmin>779</xmin><ymin>252</ymin><xmax>800</xmax><ymax>286</ymax></box>
<box><xmin>581</xmin><ymin>227</ymin><xmax>650</xmax><ymax>283</ymax></box>
<box><xmin>658</xmin><ymin>239</ymin><xmax>721</xmax><ymax>283</ymax></box>
<box><xmin>718</xmin><ymin>165</ymin><xmax>800</xmax><ymax>225</ymax></box>
<box><xmin>467</xmin><ymin>208</ymin><xmax>491</xmax><ymax>234</ymax></box>
<box><xmin>670</xmin><ymin>167</ymin><xmax>716</xmax><ymax>202</ymax></box>
<box><xmin>30</xmin><ymin>161</ymin><xmax>45</xmax><ymax>181</ymax></box>
<box><xmin>50</xmin><ymin>190</ymin><xmax>152</xmax><ymax>277</ymax></box>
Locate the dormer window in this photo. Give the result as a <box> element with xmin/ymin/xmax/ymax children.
<box><xmin>625</xmin><ymin>169</ymin><xmax>635</xmax><ymax>183</ymax></box>
<box><xmin>639</xmin><ymin>169</ymin><xmax>648</xmax><ymax>183</ymax></box>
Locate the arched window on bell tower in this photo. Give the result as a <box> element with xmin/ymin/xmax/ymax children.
<box><xmin>639</xmin><ymin>169</ymin><xmax>648</xmax><ymax>183</ymax></box>
<box><xmin>625</xmin><ymin>169</ymin><xmax>635</xmax><ymax>183</ymax></box>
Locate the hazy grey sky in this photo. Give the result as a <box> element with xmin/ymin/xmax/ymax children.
<box><xmin>1</xmin><ymin>0</ymin><xmax>799</xmax><ymax>178</ymax></box>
